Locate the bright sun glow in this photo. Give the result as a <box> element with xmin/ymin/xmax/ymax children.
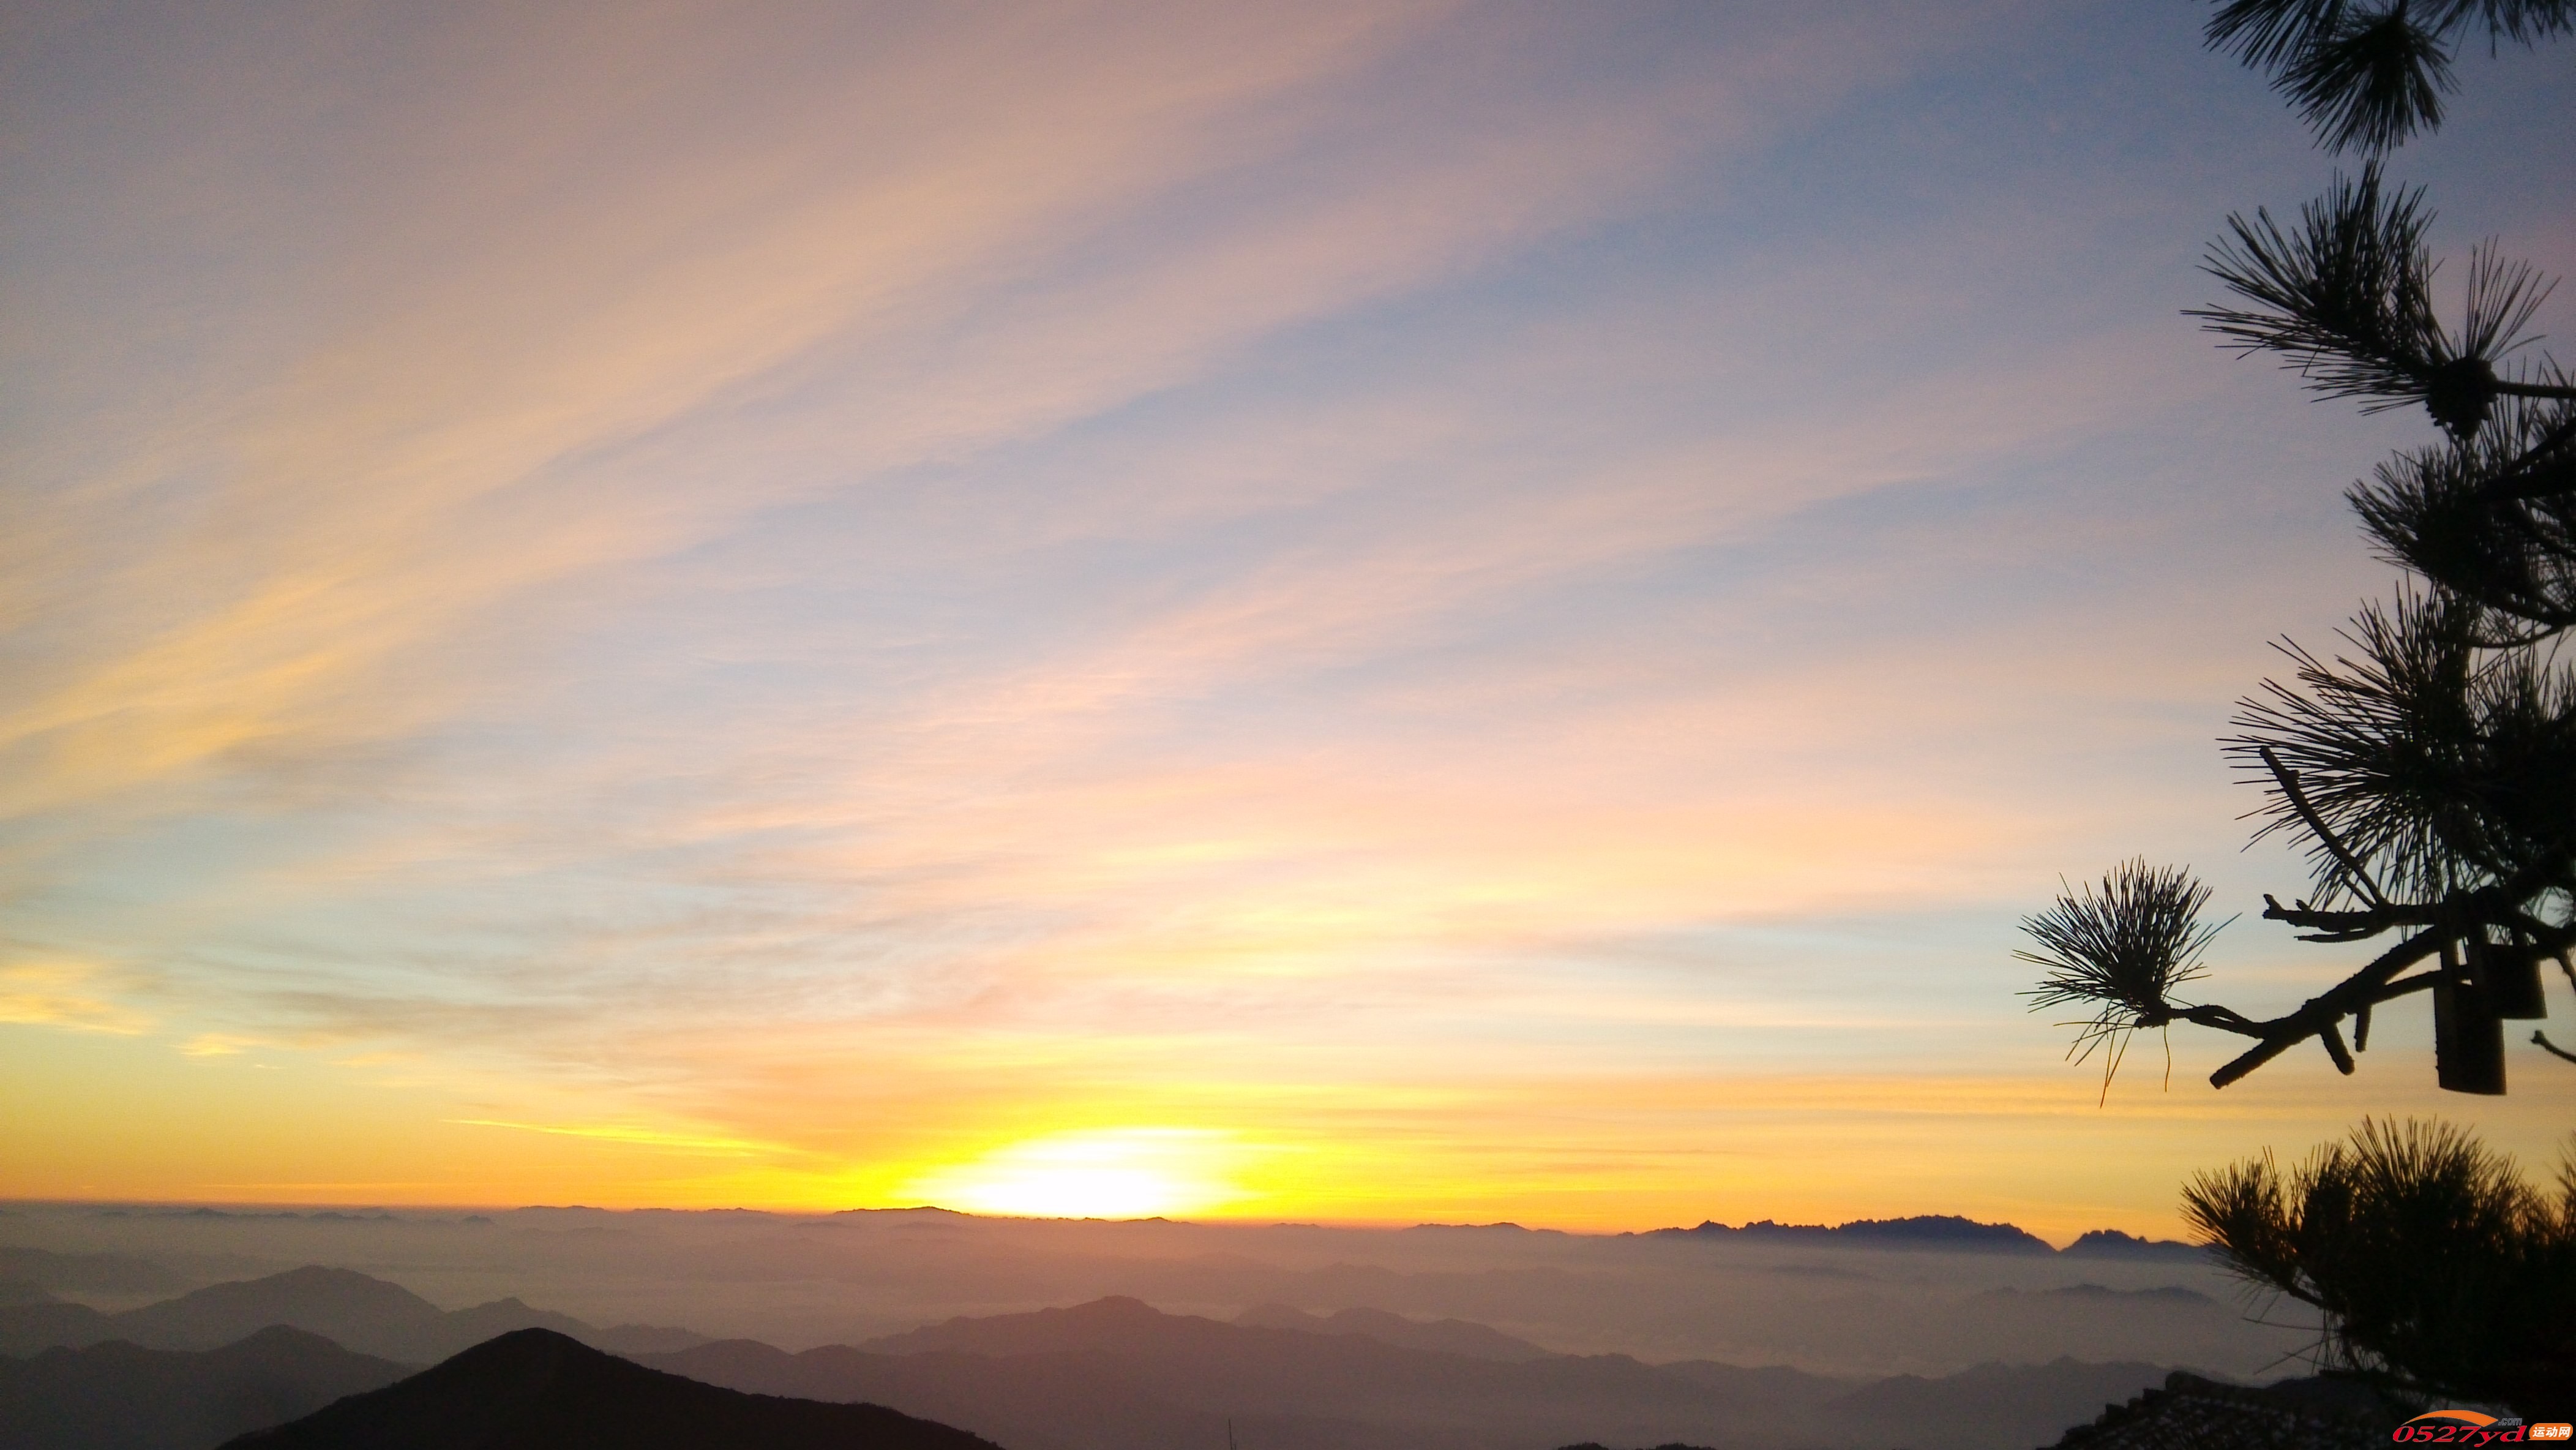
<box><xmin>897</xmin><ymin>1128</ymin><xmax>1241</xmax><ymax>1219</ymax></box>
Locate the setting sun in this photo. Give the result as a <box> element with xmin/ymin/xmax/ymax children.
<box><xmin>898</xmin><ymin>1129</ymin><xmax>1243</xmax><ymax>1220</ymax></box>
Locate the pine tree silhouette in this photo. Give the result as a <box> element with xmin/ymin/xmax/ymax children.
<box><xmin>2021</xmin><ymin>0</ymin><xmax>2576</xmax><ymax>1098</ymax></box>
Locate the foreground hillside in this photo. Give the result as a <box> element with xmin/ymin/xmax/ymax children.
<box><xmin>219</xmin><ymin>1329</ymin><xmax>998</xmax><ymax>1450</ymax></box>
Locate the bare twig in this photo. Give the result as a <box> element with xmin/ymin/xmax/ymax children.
<box><xmin>2319</xmin><ymin>1020</ymin><xmax>2356</xmax><ymax>1073</ymax></box>
<box><xmin>2257</xmin><ymin>746</ymin><xmax>2389</xmax><ymax>906</ymax></box>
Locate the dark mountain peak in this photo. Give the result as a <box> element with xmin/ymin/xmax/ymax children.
<box><xmin>417</xmin><ymin>1326</ymin><xmax>607</xmax><ymax>1386</ymax></box>
<box><xmin>220</xmin><ymin>1328</ymin><xmax>1000</xmax><ymax>1449</ymax></box>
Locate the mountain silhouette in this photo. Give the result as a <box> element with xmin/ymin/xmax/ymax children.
<box><xmin>217</xmin><ymin>1328</ymin><xmax>998</xmax><ymax>1450</ymax></box>
<box><xmin>0</xmin><ymin>1326</ymin><xmax>405</xmax><ymax>1450</ymax></box>
<box><xmin>1232</xmin><ymin>1303</ymin><xmax>1552</xmax><ymax>1361</ymax></box>
<box><xmin>0</xmin><ymin>1266</ymin><xmax>705</xmax><ymax>1363</ymax></box>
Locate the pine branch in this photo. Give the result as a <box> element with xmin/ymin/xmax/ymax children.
<box><xmin>2191</xmin><ymin>165</ymin><xmax>2443</xmax><ymax>408</ymax></box>
<box><xmin>2227</xmin><ymin>589</ymin><xmax>2576</xmax><ymax>907</ymax></box>
<box><xmin>2192</xmin><ymin>173</ymin><xmax>2557</xmax><ymax>438</ymax></box>
<box><xmin>2354</xmin><ymin>400</ymin><xmax>2576</xmax><ymax>633</ymax></box>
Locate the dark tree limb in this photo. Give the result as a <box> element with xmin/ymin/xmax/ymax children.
<box><xmin>2261</xmin><ymin>893</ymin><xmax>2441</xmax><ymax>939</ymax></box>
<box><xmin>2206</xmin><ymin>925</ymin><xmax>2449</xmax><ymax>1087</ymax></box>
<box><xmin>2481</xmin><ymin>412</ymin><xmax>2576</xmax><ymax>503</ymax></box>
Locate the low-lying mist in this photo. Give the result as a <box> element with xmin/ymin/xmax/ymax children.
<box><xmin>0</xmin><ymin>1203</ymin><xmax>2310</xmax><ymax>1380</ymax></box>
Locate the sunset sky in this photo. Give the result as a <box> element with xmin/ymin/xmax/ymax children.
<box><xmin>6</xmin><ymin>1</ymin><xmax>2572</xmax><ymax>1239</ymax></box>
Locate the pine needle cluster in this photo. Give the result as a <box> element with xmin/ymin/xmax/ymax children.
<box><xmin>2184</xmin><ymin>1118</ymin><xmax>2576</xmax><ymax>1412</ymax></box>
<box><xmin>2018</xmin><ymin>863</ymin><xmax>2222</xmax><ymax>1096</ymax></box>
<box><xmin>2207</xmin><ymin>0</ymin><xmax>2574</xmax><ymax>152</ymax></box>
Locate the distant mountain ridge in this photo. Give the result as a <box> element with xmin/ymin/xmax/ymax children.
<box><xmin>1638</xmin><ymin>1215</ymin><xmax>2206</xmax><ymax>1257</ymax></box>
<box><xmin>0</xmin><ymin>1265</ymin><xmax>703</xmax><ymax>1363</ymax></box>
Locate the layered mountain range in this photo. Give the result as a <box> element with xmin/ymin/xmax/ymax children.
<box><xmin>1</xmin><ymin>1265</ymin><xmax>2200</xmax><ymax>1450</ymax></box>
<box><xmin>0</xmin><ymin>1266</ymin><xmax>703</xmax><ymax>1362</ymax></box>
